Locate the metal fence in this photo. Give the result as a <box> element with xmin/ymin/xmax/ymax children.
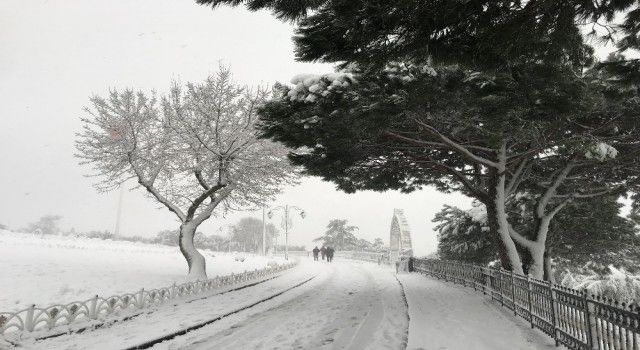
<box><xmin>0</xmin><ymin>262</ymin><xmax>297</xmax><ymax>336</ymax></box>
<box><xmin>335</xmin><ymin>251</ymin><xmax>390</xmax><ymax>265</ymax></box>
<box><xmin>411</xmin><ymin>258</ymin><xmax>640</xmax><ymax>350</ymax></box>
<box><xmin>273</xmin><ymin>250</ymin><xmax>310</xmax><ymax>258</ymax></box>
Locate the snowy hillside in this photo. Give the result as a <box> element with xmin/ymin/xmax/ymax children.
<box><xmin>0</xmin><ymin>230</ymin><xmax>283</xmax><ymax>312</ymax></box>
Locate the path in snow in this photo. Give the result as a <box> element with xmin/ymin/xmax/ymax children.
<box><xmin>15</xmin><ymin>260</ymin><xmax>562</xmax><ymax>350</ymax></box>
<box><xmin>155</xmin><ymin>260</ymin><xmax>408</xmax><ymax>349</ymax></box>
<box><xmin>20</xmin><ymin>263</ymin><xmax>321</xmax><ymax>350</ymax></box>
<box><xmin>397</xmin><ymin>273</ymin><xmax>557</xmax><ymax>350</ymax></box>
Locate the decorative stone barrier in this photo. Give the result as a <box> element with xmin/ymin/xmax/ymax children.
<box><xmin>0</xmin><ymin>262</ymin><xmax>297</xmax><ymax>336</ymax></box>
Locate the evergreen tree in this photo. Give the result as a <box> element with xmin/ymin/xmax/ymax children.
<box><xmin>435</xmin><ymin>196</ymin><xmax>639</xmax><ymax>281</ymax></box>
<box><xmin>433</xmin><ymin>203</ymin><xmax>497</xmax><ymax>266</ymax></box>
<box><xmin>199</xmin><ymin>0</ymin><xmax>640</xmax><ymax>69</ymax></box>
<box><xmin>314</xmin><ymin>219</ymin><xmax>358</xmax><ymax>250</ymax></box>
<box><xmin>230</xmin><ymin>217</ymin><xmax>278</xmax><ymax>253</ymax></box>
<box><xmin>203</xmin><ymin>0</ymin><xmax>640</xmax><ymax>276</ymax></box>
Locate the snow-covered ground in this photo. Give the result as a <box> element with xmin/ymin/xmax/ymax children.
<box><xmin>0</xmin><ymin>230</ymin><xmax>283</xmax><ymax>312</ymax></box>
<box><xmin>9</xmin><ymin>258</ymin><xmax>562</xmax><ymax>350</ymax></box>
<box><xmin>397</xmin><ymin>273</ymin><xmax>557</xmax><ymax>350</ymax></box>
<box><xmin>15</xmin><ymin>260</ymin><xmax>407</xmax><ymax>350</ymax></box>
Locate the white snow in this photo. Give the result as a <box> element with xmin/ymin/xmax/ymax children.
<box><xmin>18</xmin><ymin>260</ymin><xmax>407</xmax><ymax>350</ymax></box>
<box><xmin>467</xmin><ymin>200</ymin><xmax>488</xmax><ymax>224</ymax></box>
<box><xmin>286</xmin><ymin>72</ymin><xmax>354</xmax><ymax>103</ymax></box>
<box><xmin>0</xmin><ymin>229</ymin><xmax>283</xmax><ymax>313</ymax></box>
<box><xmin>6</xmin><ymin>255</ymin><xmax>564</xmax><ymax>350</ymax></box>
<box><xmin>585</xmin><ymin>142</ymin><xmax>618</xmax><ymax>161</ymax></box>
<box><xmin>397</xmin><ymin>273</ymin><xmax>556</xmax><ymax>350</ymax></box>
<box><xmin>561</xmin><ymin>266</ymin><xmax>640</xmax><ymax>302</ymax></box>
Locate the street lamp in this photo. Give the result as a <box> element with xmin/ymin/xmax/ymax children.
<box><xmin>267</xmin><ymin>204</ymin><xmax>305</xmax><ymax>260</ymax></box>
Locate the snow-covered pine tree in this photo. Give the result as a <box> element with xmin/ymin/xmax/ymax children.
<box><xmin>436</xmin><ymin>195</ymin><xmax>639</xmax><ymax>282</ymax></box>
<box><xmin>204</xmin><ymin>0</ymin><xmax>640</xmax><ymax>275</ymax></box>
<box><xmin>313</xmin><ymin>219</ymin><xmax>359</xmax><ymax>250</ymax></box>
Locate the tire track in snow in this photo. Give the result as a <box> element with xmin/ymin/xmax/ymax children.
<box><xmin>31</xmin><ymin>273</ymin><xmax>286</xmax><ymax>342</ymax></box>
<box><xmin>166</xmin><ymin>261</ymin><xmax>407</xmax><ymax>350</ymax></box>
<box><xmin>124</xmin><ymin>275</ymin><xmax>318</xmax><ymax>349</ymax></box>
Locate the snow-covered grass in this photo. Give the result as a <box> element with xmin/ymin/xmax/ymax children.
<box><xmin>0</xmin><ymin>229</ymin><xmax>283</xmax><ymax>312</ymax></box>
<box><xmin>560</xmin><ymin>266</ymin><xmax>640</xmax><ymax>303</ymax></box>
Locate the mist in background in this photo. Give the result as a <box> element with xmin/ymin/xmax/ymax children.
<box><xmin>1</xmin><ymin>0</ymin><xmax>511</xmax><ymax>256</ymax></box>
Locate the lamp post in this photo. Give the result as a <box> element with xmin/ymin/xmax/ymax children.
<box><xmin>267</xmin><ymin>205</ymin><xmax>306</xmax><ymax>260</ymax></box>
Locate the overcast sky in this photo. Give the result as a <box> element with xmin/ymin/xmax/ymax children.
<box><xmin>20</xmin><ymin>0</ymin><xmax>632</xmax><ymax>256</ymax></box>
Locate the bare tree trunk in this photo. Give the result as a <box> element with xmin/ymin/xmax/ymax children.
<box><xmin>179</xmin><ymin>221</ymin><xmax>207</xmax><ymax>280</ymax></box>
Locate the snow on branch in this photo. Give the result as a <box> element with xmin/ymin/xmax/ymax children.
<box><xmin>76</xmin><ymin>67</ymin><xmax>298</xmax><ymax>223</ymax></box>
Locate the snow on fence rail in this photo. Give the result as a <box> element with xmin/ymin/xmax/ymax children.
<box><xmin>0</xmin><ymin>262</ymin><xmax>297</xmax><ymax>336</ymax></box>
<box><xmin>410</xmin><ymin>258</ymin><xmax>640</xmax><ymax>350</ymax></box>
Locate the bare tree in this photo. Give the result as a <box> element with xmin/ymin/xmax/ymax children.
<box><xmin>76</xmin><ymin>67</ymin><xmax>297</xmax><ymax>279</ymax></box>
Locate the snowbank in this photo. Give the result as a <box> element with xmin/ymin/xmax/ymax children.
<box><xmin>0</xmin><ymin>229</ymin><xmax>283</xmax><ymax>312</ymax></box>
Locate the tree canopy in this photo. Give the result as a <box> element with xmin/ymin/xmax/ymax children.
<box><xmin>201</xmin><ymin>0</ymin><xmax>640</xmax><ymax>278</ymax></box>
<box><xmin>199</xmin><ymin>0</ymin><xmax>640</xmax><ymax>69</ymax></box>
<box><xmin>76</xmin><ymin>67</ymin><xmax>297</xmax><ymax>278</ymax></box>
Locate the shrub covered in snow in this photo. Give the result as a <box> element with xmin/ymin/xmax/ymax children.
<box><xmin>560</xmin><ymin>266</ymin><xmax>640</xmax><ymax>303</ymax></box>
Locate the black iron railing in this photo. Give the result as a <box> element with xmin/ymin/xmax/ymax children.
<box><xmin>410</xmin><ymin>258</ymin><xmax>640</xmax><ymax>350</ymax></box>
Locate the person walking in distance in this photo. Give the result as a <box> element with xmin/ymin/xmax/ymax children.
<box><xmin>312</xmin><ymin>246</ymin><xmax>320</xmax><ymax>261</ymax></box>
<box><xmin>320</xmin><ymin>246</ymin><xmax>327</xmax><ymax>261</ymax></box>
<box><xmin>326</xmin><ymin>246</ymin><xmax>335</xmax><ymax>262</ymax></box>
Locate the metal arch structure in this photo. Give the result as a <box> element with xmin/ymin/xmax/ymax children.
<box><xmin>389</xmin><ymin>209</ymin><xmax>413</xmax><ymax>263</ymax></box>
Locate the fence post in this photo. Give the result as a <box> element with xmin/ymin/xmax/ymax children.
<box><xmin>472</xmin><ymin>266</ymin><xmax>477</xmax><ymax>291</ymax></box>
<box><xmin>548</xmin><ymin>281</ymin><xmax>559</xmax><ymax>346</ymax></box>
<box><xmin>499</xmin><ymin>270</ymin><xmax>504</xmax><ymax>306</ymax></box>
<box><xmin>511</xmin><ymin>270</ymin><xmax>517</xmax><ymax>316</ymax></box>
<box><xmin>89</xmin><ymin>295</ymin><xmax>99</xmax><ymax>320</ymax></box>
<box><xmin>489</xmin><ymin>269</ymin><xmax>495</xmax><ymax>301</ymax></box>
<box><xmin>526</xmin><ymin>275</ymin><xmax>534</xmax><ymax>329</ymax></box>
<box><xmin>138</xmin><ymin>288</ymin><xmax>145</xmax><ymax>309</ymax></box>
<box><xmin>25</xmin><ymin>304</ymin><xmax>35</xmax><ymax>332</ymax></box>
<box><xmin>583</xmin><ymin>291</ymin><xmax>597</xmax><ymax>349</ymax></box>
<box><xmin>481</xmin><ymin>267</ymin><xmax>486</xmax><ymax>295</ymax></box>
<box><xmin>443</xmin><ymin>262</ymin><xmax>448</xmax><ymax>282</ymax></box>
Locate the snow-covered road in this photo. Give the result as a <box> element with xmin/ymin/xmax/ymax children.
<box><xmin>18</xmin><ymin>260</ymin><xmax>407</xmax><ymax>350</ymax></box>
<box><xmin>163</xmin><ymin>261</ymin><xmax>408</xmax><ymax>350</ymax></box>
<box><xmin>13</xmin><ymin>260</ymin><xmax>560</xmax><ymax>350</ymax></box>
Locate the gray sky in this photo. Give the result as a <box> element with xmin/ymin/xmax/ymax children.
<box><xmin>1</xmin><ymin>0</ymin><xmax>488</xmax><ymax>256</ymax></box>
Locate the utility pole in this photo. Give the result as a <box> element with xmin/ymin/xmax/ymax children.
<box><xmin>114</xmin><ymin>185</ymin><xmax>124</xmax><ymax>236</ymax></box>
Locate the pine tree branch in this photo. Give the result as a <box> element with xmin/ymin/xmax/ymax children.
<box><xmin>410</xmin><ymin>119</ymin><xmax>499</xmax><ymax>168</ymax></box>
<box><xmin>537</xmin><ymin>162</ymin><xmax>574</xmax><ymax>218</ymax></box>
<box><xmin>507</xmin><ymin>223</ymin><xmax>536</xmax><ymax>249</ymax></box>
<box><xmin>506</xmin><ymin>158</ymin><xmax>528</xmax><ymax>196</ymax></box>
<box><xmin>414</xmin><ymin>158</ymin><xmax>489</xmax><ymax>200</ymax></box>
